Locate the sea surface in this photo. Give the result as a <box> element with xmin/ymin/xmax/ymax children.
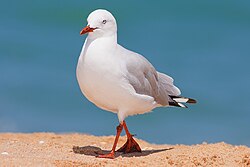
<box><xmin>1</xmin><ymin>0</ymin><xmax>250</xmax><ymax>146</ymax></box>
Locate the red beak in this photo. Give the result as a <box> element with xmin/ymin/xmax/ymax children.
<box><xmin>80</xmin><ymin>25</ymin><xmax>96</xmax><ymax>35</ymax></box>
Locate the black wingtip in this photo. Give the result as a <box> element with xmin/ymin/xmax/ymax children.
<box><xmin>187</xmin><ymin>98</ymin><xmax>197</xmax><ymax>104</ymax></box>
<box><xmin>169</xmin><ymin>95</ymin><xmax>197</xmax><ymax>104</ymax></box>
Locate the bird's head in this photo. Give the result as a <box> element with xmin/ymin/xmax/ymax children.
<box><xmin>80</xmin><ymin>9</ymin><xmax>117</xmax><ymax>38</ymax></box>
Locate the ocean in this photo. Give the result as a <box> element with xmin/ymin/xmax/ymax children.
<box><xmin>1</xmin><ymin>0</ymin><xmax>250</xmax><ymax>146</ymax></box>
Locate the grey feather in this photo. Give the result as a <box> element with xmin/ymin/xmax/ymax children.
<box><xmin>122</xmin><ymin>46</ymin><xmax>180</xmax><ymax>106</ymax></box>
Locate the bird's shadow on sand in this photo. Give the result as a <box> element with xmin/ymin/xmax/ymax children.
<box><xmin>72</xmin><ymin>145</ymin><xmax>173</xmax><ymax>158</ymax></box>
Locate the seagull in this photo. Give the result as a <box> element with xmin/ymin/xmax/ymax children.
<box><xmin>76</xmin><ymin>9</ymin><xmax>196</xmax><ymax>159</ymax></box>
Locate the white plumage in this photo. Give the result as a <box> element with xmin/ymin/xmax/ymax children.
<box><xmin>77</xmin><ymin>9</ymin><xmax>195</xmax><ymax>122</ymax></box>
<box><xmin>76</xmin><ymin>9</ymin><xmax>196</xmax><ymax>159</ymax></box>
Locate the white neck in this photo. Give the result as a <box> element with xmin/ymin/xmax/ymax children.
<box><xmin>81</xmin><ymin>33</ymin><xmax>117</xmax><ymax>56</ymax></box>
<box><xmin>88</xmin><ymin>32</ymin><xmax>117</xmax><ymax>43</ymax></box>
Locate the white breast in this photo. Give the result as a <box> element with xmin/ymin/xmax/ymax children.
<box><xmin>77</xmin><ymin>38</ymin><xmax>127</xmax><ymax>112</ymax></box>
<box><xmin>76</xmin><ymin>37</ymin><xmax>157</xmax><ymax>121</ymax></box>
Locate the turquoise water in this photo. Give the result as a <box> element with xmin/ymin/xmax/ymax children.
<box><xmin>1</xmin><ymin>1</ymin><xmax>250</xmax><ymax>146</ymax></box>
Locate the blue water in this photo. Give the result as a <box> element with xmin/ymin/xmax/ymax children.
<box><xmin>1</xmin><ymin>0</ymin><xmax>250</xmax><ymax>146</ymax></box>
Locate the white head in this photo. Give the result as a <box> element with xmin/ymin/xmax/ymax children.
<box><xmin>80</xmin><ymin>9</ymin><xmax>117</xmax><ymax>38</ymax></box>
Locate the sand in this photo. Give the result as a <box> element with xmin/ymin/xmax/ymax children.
<box><xmin>0</xmin><ymin>133</ymin><xmax>249</xmax><ymax>166</ymax></box>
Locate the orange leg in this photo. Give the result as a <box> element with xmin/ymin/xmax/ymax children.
<box><xmin>117</xmin><ymin>121</ymin><xmax>142</xmax><ymax>153</ymax></box>
<box><xmin>97</xmin><ymin>123</ymin><xmax>123</xmax><ymax>159</ymax></box>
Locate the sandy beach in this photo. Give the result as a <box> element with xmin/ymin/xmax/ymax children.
<box><xmin>0</xmin><ymin>133</ymin><xmax>249</xmax><ymax>166</ymax></box>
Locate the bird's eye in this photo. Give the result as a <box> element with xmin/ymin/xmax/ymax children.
<box><xmin>102</xmin><ymin>20</ymin><xmax>107</xmax><ymax>24</ymax></box>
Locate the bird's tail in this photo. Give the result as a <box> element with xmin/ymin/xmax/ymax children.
<box><xmin>169</xmin><ymin>95</ymin><xmax>197</xmax><ymax>108</ymax></box>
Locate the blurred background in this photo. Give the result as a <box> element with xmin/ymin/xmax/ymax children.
<box><xmin>1</xmin><ymin>0</ymin><xmax>250</xmax><ymax>146</ymax></box>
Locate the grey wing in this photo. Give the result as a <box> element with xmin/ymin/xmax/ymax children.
<box><xmin>157</xmin><ymin>72</ymin><xmax>181</xmax><ymax>96</ymax></box>
<box><xmin>125</xmin><ymin>52</ymin><xmax>171</xmax><ymax>106</ymax></box>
